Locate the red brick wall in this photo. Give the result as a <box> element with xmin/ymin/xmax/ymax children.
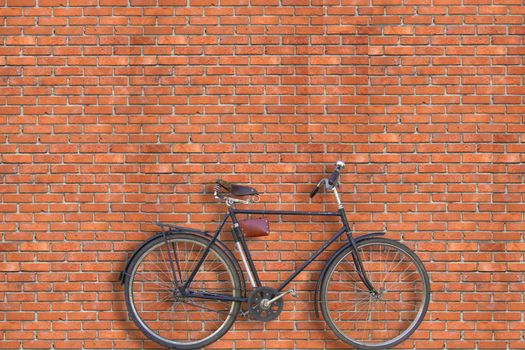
<box><xmin>1</xmin><ymin>0</ymin><xmax>524</xmax><ymax>349</ymax></box>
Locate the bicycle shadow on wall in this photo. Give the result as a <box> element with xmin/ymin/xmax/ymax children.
<box><xmin>118</xmin><ymin>162</ymin><xmax>430</xmax><ymax>349</ymax></box>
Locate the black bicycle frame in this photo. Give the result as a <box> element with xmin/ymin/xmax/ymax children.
<box><xmin>231</xmin><ymin>208</ymin><xmax>345</xmax><ymax>292</ymax></box>
<box><xmin>180</xmin><ymin>206</ymin><xmax>378</xmax><ymax>302</ymax></box>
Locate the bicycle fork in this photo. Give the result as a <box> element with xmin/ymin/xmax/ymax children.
<box><xmin>340</xmin><ymin>207</ymin><xmax>379</xmax><ymax>296</ymax></box>
<box><xmin>349</xmin><ymin>235</ymin><xmax>380</xmax><ymax>296</ymax></box>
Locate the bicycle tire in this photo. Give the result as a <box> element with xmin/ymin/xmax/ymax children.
<box><xmin>320</xmin><ymin>237</ymin><xmax>430</xmax><ymax>349</ymax></box>
<box><xmin>124</xmin><ymin>233</ymin><xmax>242</xmax><ymax>350</ymax></box>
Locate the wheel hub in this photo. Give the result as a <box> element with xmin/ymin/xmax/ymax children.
<box><xmin>371</xmin><ymin>288</ymin><xmax>384</xmax><ymax>300</ymax></box>
<box><xmin>172</xmin><ymin>289</ymin><xmax>184</xmax><ymax>302</ymax></box>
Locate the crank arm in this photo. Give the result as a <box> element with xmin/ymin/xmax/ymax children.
<box><xmin>265</xmin><ymin>289</ymin><xmax>297</xmax><ymax>306</ymax></box>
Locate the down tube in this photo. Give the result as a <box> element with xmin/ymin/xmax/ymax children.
<box><xmin>277</xmin><ymin>227</ymin><xmax>348</xmax><ymax>292</ymax></box>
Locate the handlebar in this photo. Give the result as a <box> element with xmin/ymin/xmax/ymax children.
<box><xmin>310</xmin><ymin>161</ymin><xmax>345</xmax><ymax>198</ymax></box>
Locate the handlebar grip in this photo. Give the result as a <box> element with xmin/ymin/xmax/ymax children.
<box><xmin>327</xmin><ymin>161</ymin><xmax>345</xmax><ymax>186</ymax></box>
<box><xmin>310</xmin><ymin>185</ymin><xmax>320</xmax><ymax>198</ymax></box>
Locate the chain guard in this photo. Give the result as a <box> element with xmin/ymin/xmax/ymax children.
<box><xmin>247</xmin><ymin>287</ymin><xmax>283</xmax><ymax>321</ymax></box>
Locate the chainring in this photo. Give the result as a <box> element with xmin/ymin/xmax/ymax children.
<box><xmin>247</xmin><ymin>286</ymin><xmax>283</xmax><ymax>321</ymax></box>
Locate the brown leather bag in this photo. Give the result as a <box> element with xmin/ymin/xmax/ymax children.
<box><xmin>238</xmin><ymin>218</ymin><xmax>269</xmax><ymax>238</ymax></box>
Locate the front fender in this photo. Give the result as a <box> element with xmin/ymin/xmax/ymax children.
<box><xmin>313</xmin><ymin>232</ymin><xmax>385</xmax><ymax>318</ymax></box>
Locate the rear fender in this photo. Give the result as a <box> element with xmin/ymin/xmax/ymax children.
<box><xmin>313</xmin><ymin>232</ymin><xmax>385</xmax><ymax>318</ymax></box>
<box><xmin>119</xmin><ymin>233</ymin><xmax>162</xmax><ymax>284</ymax></box>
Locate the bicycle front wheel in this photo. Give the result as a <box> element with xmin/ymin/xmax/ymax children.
<box><xmin>124</xmin><ymin>233</ymin><xmax>242</xmax><ymax>350</ymax></box>
<box><xmin>320</xmin><ymin>237</ymin><xmax>430</xmax><ymax>349</ymax></box>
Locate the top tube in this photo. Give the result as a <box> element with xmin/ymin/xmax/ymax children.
<box><xmin>232</xmin><ymin>209</ymin><xmax>341</xmax><ymax>217</ymax></box>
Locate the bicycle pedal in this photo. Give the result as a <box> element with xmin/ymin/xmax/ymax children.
<box><xmin>289</xmin><ymin>288</ymin><xmax>297</xmax><ymax>298</ymax></box>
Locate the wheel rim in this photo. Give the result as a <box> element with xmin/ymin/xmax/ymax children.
<box><xmin>127</xmin><ymin>237</ymin><xmax>239</xmax><ymax>346</ymax></box>
<box><xmin>324</xmin><ymin>241</ymin><xmax>428</xmax><ymax>348</ymax></box>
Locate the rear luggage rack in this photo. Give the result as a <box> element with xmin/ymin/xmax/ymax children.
<box><xmin>154</xmin><ymin>222</ymin><xmax>204</xmax><ymax>234</ymax></box>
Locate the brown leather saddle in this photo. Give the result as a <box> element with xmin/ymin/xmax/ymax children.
<box><xmin>215</xmin><ymin>179</ymin><xmax>259</xmax><ymax>197</ymax></box>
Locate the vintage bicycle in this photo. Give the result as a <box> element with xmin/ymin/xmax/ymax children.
<box><xmin>119</xmin><ymin>161</ymin><xmax>430</xmax><ymax>349</ymax></box>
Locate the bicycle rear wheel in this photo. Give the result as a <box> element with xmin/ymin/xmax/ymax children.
<box><xmin>320</xmin><ymin>237</ymin><xmax>430</xmax><ymax>349</ymax></box>
<box><xmin>124</xmin><ymin>233</ymin><xmax>242</xmax><ymax>350</ymax></box>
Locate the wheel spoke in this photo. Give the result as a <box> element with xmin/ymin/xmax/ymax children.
<box><xmin>381</xmin><ymin>250</ymin><xmax>401</xmax><ymax>287</ymax></box>
<box><xmin>133</xmin><ymin>272</ymin><xmax>174</xmax><ymax>291</ymax></box>
<box><xmin>338</xmin><ymin>260</ymin><xmax>370</xmax><ymax>292</ymax></box>
<box><xmin>331</xmin><ymin>297</ymin><xmax>372</xmax><ymax>321</ymax></box>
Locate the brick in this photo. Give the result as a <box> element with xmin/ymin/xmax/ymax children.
<box><xmin>0</xmin><ymin>1</ymin><xmax>522</xmax><ymax>349</ymax></box>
